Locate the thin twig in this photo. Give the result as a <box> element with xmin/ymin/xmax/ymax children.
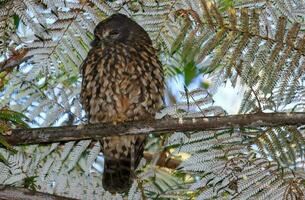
<box><xmin>144</xmin><ymin>152</ymin><xmax>180</xmax><ymax>169</ymax></box>
<box><xmin>0</xmin><ymin>185</ymin><xmax>76</xmax><ymax>200</ymax></box>
<box><xmin>0</xmin><ymin>49</ymin><xmax>31</xmax><ymax>72</ymax></box>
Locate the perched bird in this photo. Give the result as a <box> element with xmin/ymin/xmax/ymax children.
<box><xmin>80</xmin><ymin>14</ymin><xmax>164</xmax><ymax>193</ymax></box>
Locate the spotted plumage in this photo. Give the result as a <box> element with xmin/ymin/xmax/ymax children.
<box><xmin>80</xmin><ymin>14</ymin><xmax>164</xmax><ymax>193</ymax></box>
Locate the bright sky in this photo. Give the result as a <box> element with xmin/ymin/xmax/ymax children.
<box><xmin>213</xmin><ymin>80</ymin><xmax>244</xmax><ymax>114</ymax></box>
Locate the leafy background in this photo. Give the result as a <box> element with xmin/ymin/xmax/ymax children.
<box><xmin>0</xmin><ymin>0</ymin><xmax>305</xmax><ymax>199</ymax></box>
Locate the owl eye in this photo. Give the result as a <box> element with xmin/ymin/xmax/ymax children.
<box><xmin>109</xmin><ymin>30</ymin><xmax>120</xmax><ymax>37</ymax></box>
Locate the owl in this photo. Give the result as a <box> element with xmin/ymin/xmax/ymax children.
<box><xmin>80</xmin><ymin>14</ymin><xmax>164</xmax><ymax>193</ymax></box>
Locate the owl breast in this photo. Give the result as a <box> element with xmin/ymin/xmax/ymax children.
<box><xmin>81</xmin><ymin>41</ymin><xmax>164</xmax><ymax>124</ymax></box>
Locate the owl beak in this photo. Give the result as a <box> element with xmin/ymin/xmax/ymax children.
<box><xmin>90</xmin><ymin>38</ymin><xmax>100</xmax><ymax>47</ymax></box>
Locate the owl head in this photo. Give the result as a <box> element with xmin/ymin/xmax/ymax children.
<box><xmin>91</xmin><ymin>13</ymin><xmax>151</xmax><ymax>47</ymax></box>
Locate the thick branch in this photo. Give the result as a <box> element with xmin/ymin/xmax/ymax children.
<box><xmin>0</xmin><ymin>185</ymin><xmax>76</xmax><ymax>200</ymax></box>
<box><xmin>5</xmin><ymin>112</ymin><xmax>305</xmax><ymax>145</ymax></box>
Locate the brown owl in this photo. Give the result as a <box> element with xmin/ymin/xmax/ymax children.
<box><xmin>80</xmin><ymin>14</ymin><xmax>164</xmax><ymax>193</ymax></box>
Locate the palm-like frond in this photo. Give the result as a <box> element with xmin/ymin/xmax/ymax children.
<box><xmin>0</xmin><ymin>0</ymin><xmax>305</xmax><ymax>199</ymax></box>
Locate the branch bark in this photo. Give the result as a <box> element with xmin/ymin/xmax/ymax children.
<box><xmin>0</xmin><ymin>185</ymin><xmax>76</xmax><ymax>200</ymax></box>
<box><xmin>4</xmin><ymin>112</ymin><xmax>305</xmax><ymax>145</ymax></box>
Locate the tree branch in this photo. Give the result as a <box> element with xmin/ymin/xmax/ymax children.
<box><xmin>0</xmin><ymin>49</ymin><xmax>32</xmax><ymax>73</ymax></box>
<box><xmin>0</xmin><ymin>185</ymin><xmax>76</xmax><ymax>200</ymax></box>
<box><xmin>4</xmin><ymin>112</ymin><xmax>305</xmax><ymax>145</ymax></box>
<box><xmin>143</xmin><ymin>152</ymin><xmax>181</xmax><ymax>169</ymax></box>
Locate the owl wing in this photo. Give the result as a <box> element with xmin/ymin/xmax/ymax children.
<box><xmin>80</xmin><ymin>48</ymin><xmax>102</xmax><ymax>118</ymax></box>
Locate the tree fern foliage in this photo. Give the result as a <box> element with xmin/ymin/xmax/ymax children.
<box><xmin>1</xmin><ymin>0</ymin><xmax>305</xmax><ymax>199</ymax></box>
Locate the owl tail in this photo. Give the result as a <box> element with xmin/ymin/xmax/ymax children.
<box><xmin>102</xmin><ymin>135</ymin><xmax>146</xmax><ymax>193</ymax></box>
